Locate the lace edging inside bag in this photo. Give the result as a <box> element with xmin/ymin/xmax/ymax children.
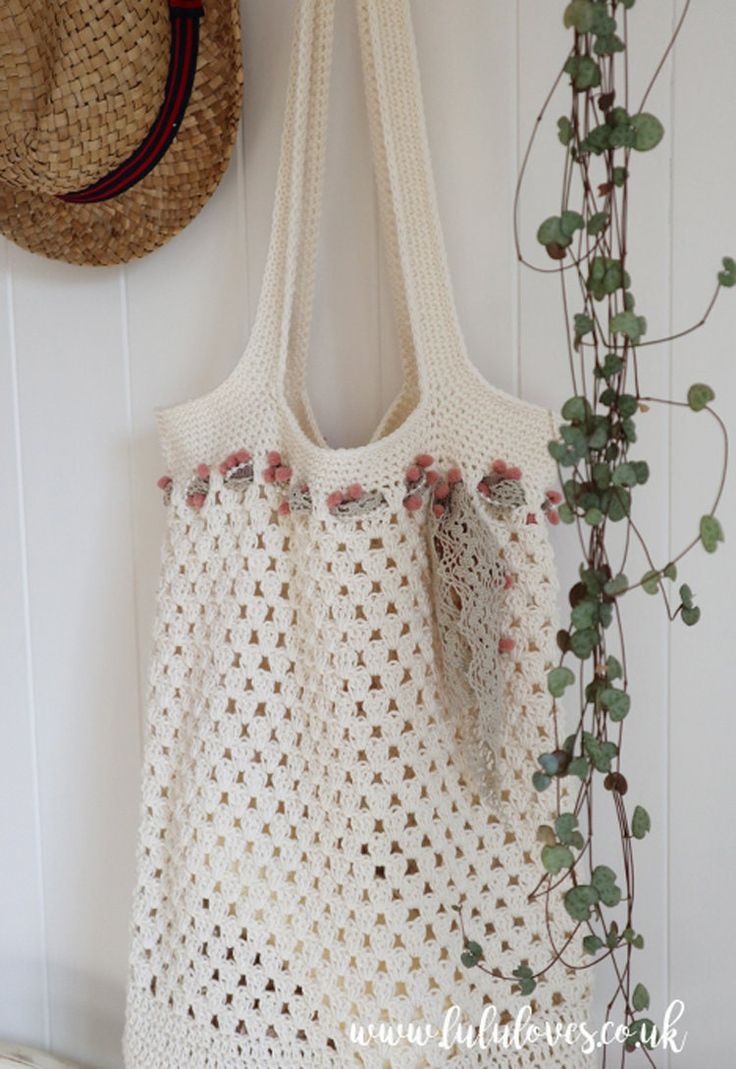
<box><xmin>428</xmin><ymin>483</ymin><xmax>512</xmax><ymax>803</ymax></box>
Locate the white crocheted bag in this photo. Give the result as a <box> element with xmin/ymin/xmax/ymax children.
<box><xmin>123</xmin><ymin>3</ymin><xmax>593</xmax><ymax>1067</ymax></box>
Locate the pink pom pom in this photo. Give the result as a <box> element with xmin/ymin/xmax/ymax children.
<box><xmin>274</xmin><ymin>466</ymin><xmax>292</xmax><ymax>483</ymax></box>
<box><xmin>267</xmin><ymin>450</ymin><xmax>282</xmax><ymax>467</ymax></box>
<box><xmin>425</xmin><ymin>469</ymin><xmax>440</xmax><ymax>487</ymax></box>
<box><xmin>346</xmin><ymin>483</ymin><xmax>363</xmax><ymax>500</ymax></box>
<box><xmin>477</xmin><ymin>481</ymin><xmax>491</xmax><ymax>497</ymax></box>
<box><xmin>432</xmin><ymin>503</ymin><xmax>446</xmax><ymax>519</ymax></box>
<box><xmin>405</xmin><ymin>464</ymin><xmax>421</xmax><ymax>484</ymax></box>
<box><xmin>189</xmin><ymin>492</ymin><xmax>206</xmax><ymax>510</ymax></box>
<box><xmin>492</xmin><ymin>459</ymin><xmax>508</xmax><ymax>475</ymax></box>
<box><xmin>506</xmin><ymin>465</ymin><xmax>522</xmax><ymax>481</ymax></box>
<box><xmin>157</xmin><ymin>475</ymin><xmax>172</xmax><ymax>490</ymax></box>
<box><xmin>434</xmin><ymin>482</ymin><xmax>450</xmax><ymax>501</ymax></box>
<box><xmin>236</xmin><ymin>449</ymin><xmax>252</xmax><ymax>464</ymax></box>
<box><xmin>447</xmin><ymin>467</ymin><xmax>463</xmax><ymax>485</ymax></box>
<box><xmin>498</xmin><ymin>636</ymin><xmax>516</xmax><ymax>654</ymax></box>
<box><xmin>263</xmin><ymin>467</ymin><xmax>276</xmax><ymax>484</ymax></box>
<box><xmin>278</xmin><ymin>500</ymin><xmax>291</xmax><ymax>517</ymax></box>
<box><xmin>327</xmin><ymin>490</ymin><xmax>344</xmax><ymax>510</ymax></box>
<box><xmin>415</xmin><ymin>453</ymin><xmax>434</xmax><ymax>469</ymax></box>
<box><xmin>403</xmin><ymin>493</ymin><xmax>423</xmax><ymax>512</ymax></box>
<box><xmin>547</xmin><ymin>509</ymin><xmax>560</xmax><ymax>526</ymax></box>
<box><xmin>545</xmin><ymin>489</ymin><xmax>563</xmax><ymax>505</ymax></box>
<box><xmin>526</xmin><ymin>512</ymin><xmax>538</xmax><ymax>525</ymax></box>
<box><xmin>503</xmin><ymin>573</ymin><xmax>514</xmax><ymax>590</ymax></box>
<box><xmin>196</xmin><ymin>463</ymin><xmax>210</xmax><ymax>480</ymax></box>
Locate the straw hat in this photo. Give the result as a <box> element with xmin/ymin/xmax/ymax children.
<box><xmin>0</xmin><ymin>0</ymin><xmax>243</xmax><ymax>266</ymax></box>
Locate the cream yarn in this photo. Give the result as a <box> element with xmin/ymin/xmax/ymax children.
<box><xmin>122</xmin><ymin>2</ymin><xmax>593</xmax><ymax>1066</ymax></box>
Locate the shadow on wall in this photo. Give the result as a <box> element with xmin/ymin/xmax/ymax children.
<box><xmin>0</xmin><ymin>956</ymin><xmax>126</xmax><ymax>1069</ymax></box>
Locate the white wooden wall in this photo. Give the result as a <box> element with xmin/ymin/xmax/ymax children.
<box><xmin>1</xmin><ymin>2</ymin><xmax>734</xmax><ymax>1065</ymax></box>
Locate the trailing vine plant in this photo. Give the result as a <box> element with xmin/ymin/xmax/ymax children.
<box><xmin>457</xmin><ymin>0</ymin><xmax>730</xmax><ymax>1061</ymax></box>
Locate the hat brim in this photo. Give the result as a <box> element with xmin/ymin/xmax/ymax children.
<box><xmin>0</xmin><ymin>0</ymin><xmax>243</xmax><ymax>267</ymax></box>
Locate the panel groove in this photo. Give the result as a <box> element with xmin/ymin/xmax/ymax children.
<box><xmin>665</xmin><ymin>6</ymin><xmax>679</xmax><ymax>1065</ymax></box>
<box><xmin>513</xmin><ymin>0</ymin><xmax>522</xmax><ymax>399</ymax></box>
<box><xmin>235</xmin><ymin>109</ymin><xmax>251</xmax><ymax>335</ymax></box>
<box><xmin>5</xmin><ymin>259</ymin><xmax>52</xmax><ymax>1050</ymax></box>
<box><xmin>119</xmin><ymin>268</ymin><xmax>146</xmax><ymax>760</ymax></box>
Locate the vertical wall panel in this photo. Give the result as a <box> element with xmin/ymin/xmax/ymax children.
<box><xmin>125</xmin><ymin>144</ymin><xmax>248</xmax><ymax>721</ymax></box>
<box><xmin>308</xmin><ymin>0</ymin><xmax>382</xmax><ymax>447</ymax></box>
<box><xmin>240</xmin><ymin>0</ymin><xmax>384</xmax><ymax>450</ymax></box>
<box><xmin>669</xmin><ymin>0</ymin><xmax>736</xmax><ymax>1061</ymax></box>
<box><xmin>413</xmin><ymin>0</ymin><xmax>519</xmax><ymax>394</ymax></box>
<box><xmin>9</xmin><ymin>252</ymin><xmax>140</xmax><ymax>1068</ymax></box>
<box><xmin>515</xmin><ymin>1</ymin><xmax>569</xmax><ymax>411</ymax></box>
<box><xmin>0</xmin><ymin>245</ymin><xmax>49</xmax><ymax>1046</ymax></box>
<box><xmin>239</xmin><ymin>0</ymin><xmax>293</xmax><ymax>336</ymax></box>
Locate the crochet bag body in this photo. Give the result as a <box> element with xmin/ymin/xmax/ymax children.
<box><xmin>123</xmin><ymin>2</ymin><xmax>593</xmax><ymax>1066</ymax></box>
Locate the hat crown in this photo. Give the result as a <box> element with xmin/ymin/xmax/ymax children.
<box><xmin>0</xmin><ymin>0</ymin><xmax>169</xmax><ymax>195</ymax></box>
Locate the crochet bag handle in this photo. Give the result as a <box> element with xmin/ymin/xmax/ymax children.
<box><xmin>248</xmin><ymin>0</ymin><xmax>470</xmax><ymax>404</ymax></box>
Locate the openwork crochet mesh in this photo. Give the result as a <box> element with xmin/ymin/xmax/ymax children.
<box><xmin>123</xmin><ymin>2</ymin><xmax>594</xmax><ymax>1066</ymax></box>
<box><xmin>124</xmin><ymin>430</ymin><xmax>592</xmax><ymax>1069</ymax></box>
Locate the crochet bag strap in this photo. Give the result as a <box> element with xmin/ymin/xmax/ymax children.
<box><xmin>248</xmin><ymin>0</ymin><xmax>469</xmax><ymax>411</ymax></box>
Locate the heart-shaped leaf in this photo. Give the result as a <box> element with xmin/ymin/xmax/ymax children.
<box><xmin>700</xmin><ymin>514</ymin><xmax>724</xmax><ymax>553</ymax></box>
<box><xmin>563</xmin><ymin>0</ymin><xmax>595</xmax><ymax>31</ymax></box>
<box><xmin>631</xmin><ymin>805</ymin><xmax>651</xmax><ymax>840</ymax></box>
<box><xmin>568</xmin><ymin>756</ymin><xmax>589</xmax><ymax>780</ymax></box>
<box><xmin>562</xmin><ymin>395</ymin><xmax>592</xmax><ymax>423</ymax></box>
<box><xmin>600</xmin><ymin>687</ymin><xmax>631</xmax><ymax>722</ymax></box>
<box><xmin>565</xmin><ymin>54</ymin><xmax>602</xmax><ymax>91</ymax></box>
<box><xmin>718</xmin><ymin>256</ymin><xmax>736</xmax><ymax>287</ymax></box>
<box><xmin>587</xmin><ymin>212</ymin><xmax>609</xmax><ymax>236</ymax></box>
<box><xmin>626</xmin><ymin>1018</ymin><xmax>659</xmax><ymax>1051</ymax></box>
<box><xmin>592</xmin><ymin>865</ymin><xmax>622</xmax><ymax>907</ymax></box>
<box><xmin>681</xmin><ymin>605</ymin><xmax>701</xmax><ymax>627</ymax></box>
<box><xmin>536</xmin><ymin>824</ymin><xmax>557</xmax><ymax>846</ymax></box>
<box><xmin>461</xmin><ymin>940</ymin><xmax>483</xmax><ymax>968</ymax></box>
<box><xmin>537</xmin><ymin>216</ymin><xmax>570</xmax><ymax>248</ymax></box>
<box><xmin>641</xmin><ymin>570</ymin><xmax>660</xmax><ymax>595</ymax></box>
<box><xmin>564</xmin><ymin>884</ymin><xmax>599</xmax><ymax>922</ymax></box>
<box><xmin>604</xmin><ymin>573</ymin><xmax>629</xmax><ymax>596</ymax></box>
<box><xmin>687</xmin><ymin>382</ymin><xmax>715</xmax><ymax>411</ymax></box>
<box><xmin>610</xmin><ymin>310</ymin><xmax>647</xmax><ymax>343</ymax></box>
<box><xmin>512</xmin><ymin>964</ymin><xmax>537</xmax><ymax>996</ymax></box>
<box><xmin>583</xmin><ymin>934</ymin><xmax>604</xmax><ymax>955</ymax></box>
<box><xmin>555</xmin><ymin>812</ymin><xmax>579</xmax><ymax>844</ymax></box>
<box><xmin>538</xmin><ymin>752</ymin><xmax>560</xmax><ymax>776</ymax></box>
<box><xmin>558</xmin><ymin>116</ymin><xmax>574</xmax><ymax>146</ymax></box>
<box><xmin>542</xmin><ymin>844</ymin><xmax>575</xmax><ymax>875</ymax></box>
<box><xmin>631</xmin><ymin>112</ymin><xmax>664</xmax><ymax>151</ymax></box>
<box><xmin>570</xmin><ymin>627</ymin><xmax>599</xmax><ymax>659</ymax></box>
<box><xmin>548</xmin><ymin>666</ymin><xmax>576</xmax><ymax>697</ymax></box>
<box><xmin>607</xmin><ymin>655</ymin><xmax>623</xmax><ymax>681</ymax></box>
<box><xmin>632</xmin><ymin>983</ymin><xmax>650</xmax><ymax>1012</ymax></box>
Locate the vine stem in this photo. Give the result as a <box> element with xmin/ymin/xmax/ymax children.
<box><xmin>635</xmin><ymin>282</ymin><xmax>721</xmax><ymax>347</ymax></box>
<box><xmin>456</xmin><ymin>6</ymin><xmax>727</xmax><ymax>1064</ymax></box>
<box><xmin>624</xmin><ymin>399</ymin><xmax>728</xmax><ymax>593</ymax></box>
<box><xmin>637</xmin><ymin>0</ymin><xmax>692</xmax><ymax>114</ymax></box>
<box><xmin>576</xmin><ymin>280</ymin><xmax>722</xmax><ymax>350</ymax></box>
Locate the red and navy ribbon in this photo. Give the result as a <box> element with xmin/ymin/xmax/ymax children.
<box><xmin>58</xmin><ymin>1</ymin><xmax>205</xmax><ymax>204</ymax></box>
